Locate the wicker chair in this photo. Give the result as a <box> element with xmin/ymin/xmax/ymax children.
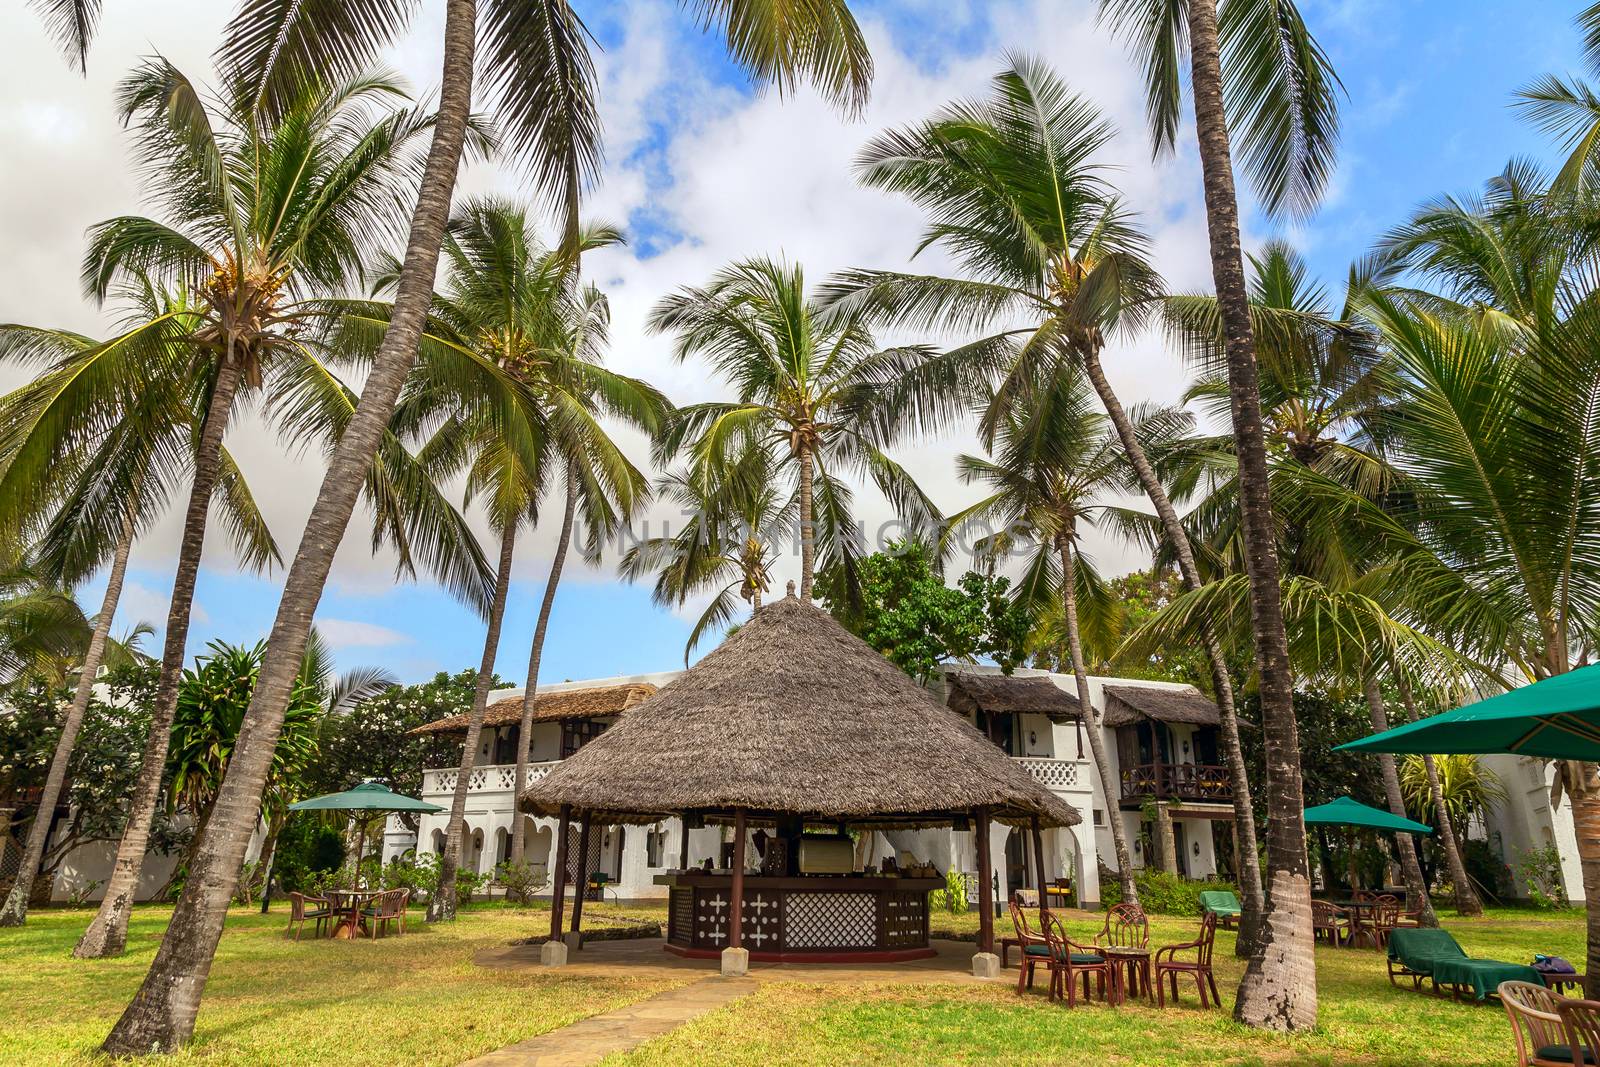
<box><xmin>1043</xmin><ymin>912</ymin><xmax>1110</xmax><ymax>1007</ymax></box>
<box><xmin>1312</xmin><ymin>901</ymin><xmax>1351</xmax><ymax>948</ymax></box>
<box><xmin>287</xmin><ymin>891</ymin><xmax>332</xmax><ymax>940</ymax></box>
<box><xmin>1557</xmin><ymin>997</ymin><xmax>1600</xmax><ymax>1066</ymax></box>
<box><xmin>1009</xmin><ymin>898</ymin><xmax>1053</xmax><ymax>995</ymax></box>
<box><xmin>1155</xmin><ymin>912</ymin><xmax>1222</xmax><ymax>1009</ymax></box>
<box><xmin>1097</xmin><ymin>903</ymin><xmax>1150</xmax><ymax>950</ymax></box>
<box><xmin>1371</xmin><ymin>894</ymin><xmax>1402</xmax><ymax>948</ymax></box>
<box><xmin>363</xmin><ymin>889</ymin><xmax>411</xmax><ymax>938</ymax></box>
<box><xmin>1502</xmin><ymin>980</ymin><xmax>1587</xmax><ymax>1067</ymax></box>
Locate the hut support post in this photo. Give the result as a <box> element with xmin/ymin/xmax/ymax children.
<box><xmin>1031</xmin><ymin>816</ymin><xmax>1048</xmax><ymax>927</ymax></box>
<box><xmin>569</xmin><ymin>813</ymin><xmax>592</xmax><ymax>948</ymax></box>
<box><xmin>542</xmin><ymin>805</ymin><xmax>572</xmax><ymax>967</ymax></box>
<box><xmin>678</xmin><ymin>819</ymin><xmax>690</xmax><ymax>869</ymax></box>
<box><xmin>722</xmin><ymin>809</ymin><xmax>749</xmax><ymax>977</ymax></box>
<box><xmin>973</xmin><ymin>807</ymin><xmax>999</xmax><ymax>978</ymax></box>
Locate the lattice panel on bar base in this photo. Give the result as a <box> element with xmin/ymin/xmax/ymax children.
<box><xmin>740</xmin><ymin>891</ymin><xmax>783</xmax><ymax>951</ymax></box>
<box><xmin>784</xmin><ymin>892</ymin><xmax>876</xmax><ymax>949</ymax></box>
<box><xmin>882</xmin><ymin>891</ymin><xmax>927</xmax><ymax>948</ymax></box>
<box><xmin>669</xmin><ymin>887</ymin><xmax>693</xmax><ymax>944</ymax></box>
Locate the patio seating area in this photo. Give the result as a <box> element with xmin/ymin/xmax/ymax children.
<box><xmin>285</xmin><ymin>889</ymin><xmax>413</xmax><ymax>941</ymax></box>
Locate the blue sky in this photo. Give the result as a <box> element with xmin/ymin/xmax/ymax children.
<box><xmin>5</xmin><ymin>0</ymin><xmax>1591</xmax><ymax>686</ymax></box>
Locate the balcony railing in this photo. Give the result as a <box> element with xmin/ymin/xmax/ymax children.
<box><xmin>1119</xmin><ymin>762</ymin><xmax>1232</xmax><ymax>803</ymax></box>
<box><xmin>1015</xmin><ymin>756</ymin><xmax>1084</xmax><ymax>790</ymax></box>
<box><xmin>421</xmin><ymin>761</ymin><xmax>558</xmax><ymax>796</ymax></box>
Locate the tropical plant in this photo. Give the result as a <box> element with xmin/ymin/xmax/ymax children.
<box><xmin>108</xmin><ymin>3</ymin><xmax>873</xmax><ymax>1050</ymax></box>
<box><xmin>830</xmin><ymin>54</ymin><xmax>1267</xmax><ymax>952</ymax></box>
<box><xmin>63</xmin><ymin>63</ymin><xmax>487</xmax><ymax>962</ymax></box>
<box><xmin>650</xmin><ymin>257</ymin><xmax>939</xmax><ymax>603</ymax></box>
<box><xmin>338</xmin><ymin>198</ymin><xmax>665</xmax><ymax>915</ymax></box>
<box><xmin>1400</xmin><ymin>754</ymin><xmax>1507</xmax><ymax>844</ymax></box>
<box><xmin>1097</xmin><ymin>0</ymin><xmax>1344</xmax><ymax>1028</ymax></box>
<box><xmin>948</xmin><ymin>364</ymin><xmax>1183</xmax><ymax>905</ymax></box>
<box><xmin>1515</xmin><ymin>3</ymin><xmax>1600</xmax><ymax>195</ymax></box>
<box><xmin>619</xmin><ymin>441</ymin><xmax>788</xmax><ymax>662</ymax></box>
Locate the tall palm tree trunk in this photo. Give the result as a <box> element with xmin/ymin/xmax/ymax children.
<box><xmin>431</xmin><ymin>521</ymin><xmax>517</xmax><ymax>922</ymax></box>
<box><xmin>1059</xmin><ymin>532</ymin><xmax>1137</xmax><ymax>906</ymax></box>
<box><xmin>1183</xmin><ymin>0</ymin><xmax>1315</xmax><ymax>1030</ymax></box>
<box><xmin>99</xmin><ymin>3</ymin><xmax>478</xmax><ymax>1053</ymax></box>
<box><xmin>797</xmin><ymin>439</ymin><xmax>815</xmax><ymax>599</ymax></box>
<box><xmin>1564</xmin><ymin>765</ymin><xmax>1600</xmax><ymax>991</ymax></box>
<box><xmin>510</xmin><ymin>479</ymin><xmax>577</xmax><ymax>863</ymax></box>
<box><xmin>1361</xmin><ymin>674</ymin><xmax>1436</xmax><ymax>927</ymax></box>
<box><xmin>1080</xmin><ymin>342</ymin><xmax>1265</xmax><ymax>953</ymax></box>
<box><xmin>1395</xmin><ymin>674</ymin><xmax>1482</xmax><ymax>916</ymax></box>
<box><xmin>0</xmin><ymin>507</ymin><xmax>137</xmax><ymax>927</ymax></box>
<box><xmin>75</xmin><ymin>359</ymin><xmax>243</xmax><ymax>960</ymax></box>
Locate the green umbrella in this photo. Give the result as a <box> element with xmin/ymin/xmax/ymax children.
<box><xmin>1337</xmin><ymin>664</ymin><xmax>1600</xmax><ymax>760</ymax></box>
<box><xmin>288</xmin><ymin>782</ymin><xmax>442</xmax><ymax>884</ymax></box>
<box><xmin>1304</xmin><ymin>795</ymin><xmax>1432</xmax><ymax>834</ymax></box>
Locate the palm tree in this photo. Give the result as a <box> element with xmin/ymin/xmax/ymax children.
<box><xmin>0</xmin><ymin>281</ymin><xmax>281</xmax><ymax>929</ymax></box>
<box><xmin>1399</xmin><ymin>753</ymin><xmax>1508</xmax><ymax>850</ymax></box>
<box><xmin>1515</xmin><ymin>3</ymin><xmax>1600</xmax><ymax>195</ymax></box>
<box><xmin>25</xmin><ymin>0</ymin><xmax>102</xmax><ymax>72</ymax></box>
<box><xmin>59</xmin><ymin>62</ymin><xmax>454</xmax><ymax>962</ymax></box>
<box><xmin>339</xmin><ymin>200</ymin><xmax>666</xmax><ymax>915</ymax></box>
<box><xmin>620</xmin><ymin>443</ymin><xmax>789</xmax><ymax>662</ymax></box>
<box><xmin>830</xmin><ymin>55</ymin><xmax>1267</xmax><ymax>949</ymax></box>
<box><xmin>649</xmin><ymin>258</ymin><xmax>938</xmax><ymax>602</ymax></box>
<box><xmin>106</xmin><ymin>5</ymin><xmax>872</xmax><ymax>1051</ymax></box>
<box><xmin>1097</xmin><ymin>0</ymin><xmax>1343</xmax><ymax>1028</ymax></box>
<box><xmin>951</xmin><ymin>366</ymin><xmax>1187</xmax><ymax>905</ymax></box>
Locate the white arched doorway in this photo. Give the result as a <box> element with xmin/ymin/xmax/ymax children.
<box><xmin>494</xmin><ymin>827</ymin><xmax>509</xmax><ymax>869</ymax></box>
<box><xmin>430</xmin><ymin>828</ymin><xmax>446</xmax><ymax>855</ymax></box>
<box><xmin>525</xmin><ymin>819</ymin><xmax>553</xmax><ymax>881</ymax></box>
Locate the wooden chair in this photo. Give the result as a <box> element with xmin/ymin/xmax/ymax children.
<box><xmin>1154</xmin><ymin>912</ymin><xmax>1221</xmax><ymax>1009</ymax></box>
<box><xmin>1502</xmin><ymin>980</ymin><xmax>1585</xmax><ymax>1067</ymax></box>
<box><xmin>1371</xmin><ymin>894</ymin><xmax>1402</xmax><ymax>948</ymax></box>
<box><xmin>363</xmin><ymin>889</ymin><xmax>410</xmax><ymax>938</ymax></box>
<box><xmin>1556</xmin><ymin>997</ymin><xmax>1600</xmax><ymax>1066</ymax></box>
<box><xmin>287</xmin><ymin>891</ymin><xmax>332</xmax><ymax>941</ymax></box>
<box><xmin>1043</xmin><ymin>912</ymin><xmax>1111</xmax><ymax>1007</ymax></box>
<box><xmin>1312</xmin><ymin>901</ymin><xmax>1350</xmax><ymax>948</ymax></box>
<box><xmin>1009</xmin><ymin>898</ymin><xmax>1053</xmax><ymax>995</ymax></box>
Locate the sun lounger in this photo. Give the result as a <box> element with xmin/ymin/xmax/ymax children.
<box><xmin>1387</xmin><ymin>927</ymin><xmax>1546</xmax><ymax>1001</ymax></box>
<box><xmin>1198</xmin><ymin>890</ymin><xmax>1241</xmax><ymax>930</ymax></box>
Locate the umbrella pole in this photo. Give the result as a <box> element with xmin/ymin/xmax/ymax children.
<box><xmin>355</xmin><ymin>819</ymin><xmax>368</xmax><ymax>888</ymax></box>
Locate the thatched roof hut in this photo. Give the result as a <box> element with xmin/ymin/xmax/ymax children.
<box><xmin>1101</xmin><ymin>684</ymin><xmax>1222</xmax><ymax>728</ymax></box>
<box><xmin>520</xmin><ymin>594</ymin><xmax>1079</xmax><ymax>828</ymax></box>
<box><xmin>944</xmin><ymin>671</ymin><xmax>1083</xmax><ymax>722</ymax></box>
<box><xmin>407</xmin><ymin>682</ymin><xmax>656</xmax><ymax>737</ymax></box>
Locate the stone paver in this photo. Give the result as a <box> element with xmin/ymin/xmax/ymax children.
<box><xmin>459</xmin><ymin>975</ymin><xmax>757</xmax><ymax>1067</ymax></box>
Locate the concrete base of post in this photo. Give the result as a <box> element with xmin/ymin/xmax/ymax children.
<box><xmin>539</xmin><ymin>940</ymin><xmax>569</xmax><ymax>967</ymax></box>
<box><xmin>971</xmin><ymin>952</ymin><xmax>1001</xmax><ymax>979</ymax></box>
<box><xmin>720</xmin><ymin>947</ymin><xmax>750</xmax><ymax>977</ymax></box>
<box><xmin>563</xmin><ymin>930</ymin><xmax>583</xmax><ymax>951</ymax></box>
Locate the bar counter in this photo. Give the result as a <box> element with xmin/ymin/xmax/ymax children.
<box><xmin>658</xmin><ymin>872</ymin><xmax>945</xmax><ymax>962</ymax></box>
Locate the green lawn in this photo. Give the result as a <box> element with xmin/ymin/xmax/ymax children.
<box><xmin>1</xmin><ymin>900</ymin><xmax>1581</xmax><ymax>1066</ymax></box>
<box><xmin>2</xmin><ymin>901</ymin><xmax>686</xmax><ymax>1066</ymax></box>
<box><xmin>608</xmin><ymin>907</ymin><xmax>1586</xmax><ymax>1066</ymax></box>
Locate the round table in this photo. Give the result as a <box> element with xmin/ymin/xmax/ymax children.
<box><xmin>325</xmin><ymin>889</ymin><xmax>382</xmax><ymax>940</ymax></box>
<box><xmin>1334</xmin><ymin>901</ymin><xmax>1383</xmax><ymax>949</ymax></box>
<box><xmin>1103</xmin><ymin>945</ymin><xmax>1152</xmax><ymax>1004</ymax></box>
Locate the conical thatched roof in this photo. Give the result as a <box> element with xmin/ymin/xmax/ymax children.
<box><xmin>521</xmin><ymin>594</ymin><xmax>1080</xmax><ymax>828</ymax></box>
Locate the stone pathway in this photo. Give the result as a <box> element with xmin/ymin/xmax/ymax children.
<box><xmin>458</xmin><ymin>975</ymin><xmax>757</xmax><ymax>1067</ymax></box>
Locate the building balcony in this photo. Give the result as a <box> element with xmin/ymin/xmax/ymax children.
<box><xmin>1014</xmin><ymin>756</ymin><xmax>1087</xmax><ymax>791</ymax></box>
<box><xmin>1119</xmin><ymin>762</ymin><xmax>1232</xmax><ymax>805</ymax></box>
<box><xmin>420</xmin><ymin>761</ymin><xmax>560</xmax><ymax>798</ymax></box>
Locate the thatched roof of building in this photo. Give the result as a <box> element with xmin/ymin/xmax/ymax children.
<box><xmin>945</xmin><ymin>671</ymin><xmax>1083</xmax><ymax>722</ymax></box>
<box><xmin>521</xmin><ymin>594</ymin><xmax>1080</xmax><ymax>828</ymax></box>
<box><xmin>408</xmin><ymin>682</ymin><xmax>657</xmax><ymax>737</ymax></box>
<box><xmin>1102</xmin><ymin>685</ymin><xmax>1222</xmax><ymax>728</ymax></box>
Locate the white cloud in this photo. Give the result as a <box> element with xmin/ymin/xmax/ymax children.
<box><xmin>0</xmin><ymin>0</ymin><xmax>1220</xmax><ymax>605</ymax></box>
<box><xmin>115</xmin><ymin>581</ymin><xmax>207</xmax><ymax>630</ymax></box>
<box><xmin>315</xmin><ymin>618</ymin><xmax>413</xmax><ymax>649</ymax></box>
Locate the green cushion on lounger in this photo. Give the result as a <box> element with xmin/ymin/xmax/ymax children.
<box><xmin>1198</xmin><ymin>891</ymin><xmax>1241</xmax><ymax>917</ymax></box>
<box><xmin>1386</xmin><ymin>927</ymin><xmax>1468</xmax><ymax>975</ymax></box>
<box><xmin>1431</xmin><ymin>957</ymin><xmax>1544</xmax><ymax>1001</ymax></box>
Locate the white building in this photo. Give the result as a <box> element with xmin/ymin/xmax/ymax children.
<box><xmin>391</xmin><ymin>666</ymin><xmax>1266</xmax><ymax>907</ymax></box>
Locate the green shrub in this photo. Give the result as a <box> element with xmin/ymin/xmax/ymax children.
<box><xmin>1099</xmin><ymin>868</ymin><xmax>1238</xmax><ymax>915</ymax></box>
<box><xmin>927</xmin><ymin>866</ymin><xmax>970</xmax><ymax>915</ymax></box>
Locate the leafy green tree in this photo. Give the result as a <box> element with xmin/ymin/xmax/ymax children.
<box><xmin>819</xmin><ymin>541</ymin><xmax>1029</xmax><ymax>682</ymax></box>
<box><xmin>650</xmin><ymin>257</ymin><xmax>939</xmax><ymax>601</ymax></box>
<box><xmin>1515</xmin><ymin>4</ymin><xmax>1600</xmax><ymax>194</ymax></box>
